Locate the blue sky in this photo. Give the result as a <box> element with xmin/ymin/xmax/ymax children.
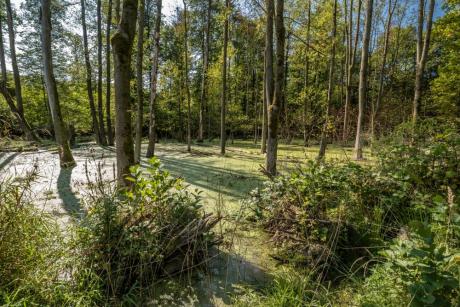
<box><xmin>10</xmin><ymin>0</ymin><xmax>181</xmax><ymax>18</ymax></box>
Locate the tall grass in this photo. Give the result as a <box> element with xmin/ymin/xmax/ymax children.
<box><xmin>0</xmin><ymin>158</ymin><xmax>221</xmax><ymax>305</ymax></box>
<box><xmin>0</xmin><ymin>166</ymin><xmax>102</xmax><ymax>306</ymax></box>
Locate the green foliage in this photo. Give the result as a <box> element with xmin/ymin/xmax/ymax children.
<box><xmin>377</xmin><ymin>122</ymin><xmax>460</xmax><ymax>197</ymax></box>
<box><xmin>235</xmin><ymin>269</ymin><xmax>331</xmax><ymax>307</ymax></box>
<box><xmin>380</xmin><ymin>192</ymin><xmax>460</xmax><ymax>306</ymax></box>
<box><xmin>78</xmin><ymin>158</ymin><xmax>221</xmax><ymax>299</ymax></box>
<box><xmin>354</xmin><ymin>265</ymin><xmax>410</xmax><ymax>306</ymax></box>
<box><xmin>430</xmin><ymin>0</ymin><xmax>460</xmax><ymax>120</ymax></box>
<box><xmin>248</xmin><ymin>129</ymin><xmax>460</xmax><ymax>305</ymax></box>
<box><xmin>0</xmin><ymin>159</ymin><xmax>221</xmax><ymax>304</ymax></box>
<box><xmin>0</xmin><ymin>171</ymin><xmax>102</xmax><ymax>306</ymax></box>
<box><xmin>248</xmin><ymin>160</ymin><xmax>410</xmax><ymax>272</ymax></box>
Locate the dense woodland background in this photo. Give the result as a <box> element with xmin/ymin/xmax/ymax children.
<box><xmin>0</xmin><ymin>0</ymin><xmax>458</xmax><ymax>159</ymax></box>
<box><xmin>0</xmin><ymin>0</ymin><xmax>459</xmax><ymax>305</ymax></box>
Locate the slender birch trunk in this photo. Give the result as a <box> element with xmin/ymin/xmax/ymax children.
<box><xmin>220</xmin><ymin>0</ymin><xmax>230</xmax><ymax>155</ymax></box>
<box><xmin>343</xmin><ymin>0</ymin><xmax>362</xmax><ymax>142</ymax></box>
<box><xmin>183</xmin><ymin>0</ymin><xmax>192</xmax><ymax>153</ymax></box>
<box><xmin>81</xmin><ymin>0</ymin><xmax>101</xmax><ymax>144</ymax></box>
<box><xmin>134</xmin><ymin>0</ymin><xmax>145</xmax><ymax>163</ymax></box>
<box><xmin>146</xmin><ymin>0</ymin><xmax>163</xmax><ymax>157</ymax></box>
<box><xmin>318</xmin><ymin>0</ymin><xmax>337</xmax><ymax>160</ymax></box>
<box><xmin>106</xmin><ymin>0</ymin><xmax>114</xmax><ymax>145</ymax></box>
<box><xmin>412</xmin><ymin>0</ymin><xmax>435</xmax><ymax>128</ymax></box>
<box><xmin>354</xmin><ymin>0</ymin><xmax>374</xmax><ymax>160</ymax></box>
<box><xmin>266</xmin><ymin>0</ymin><xmax>284</xmax><ymax>176</ymax></box>
<box><xmin>97</xmin><ymin>0</ymin><xmax>107</xmax><ymax>145</ymax></box>
<box><xmin>40</xmin><ymin>0</ymin><xmax>75</xmax><ymax>167</ymax></box>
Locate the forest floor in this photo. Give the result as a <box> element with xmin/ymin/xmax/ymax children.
<box><xmin>0</xmin><ymin>139</ymin><xmax>371</xmax><ymax>306</ymax></box>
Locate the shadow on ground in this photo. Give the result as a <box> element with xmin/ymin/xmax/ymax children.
<box><xmin>57</xmin><ymin>165</ymin><xmax>84</xmax><ymax>217</ymax></box>
<box><xmin>151</xmin><ymin>155</ymin><xmax>262</xmax><ymax>201</ymax></box>
<box><xmin>0</xmin><ymin>152</ymin><xmax>19</xmax><ymax>171</ymax></box>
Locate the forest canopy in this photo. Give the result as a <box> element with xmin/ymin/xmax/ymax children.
<box><xmin>0</xmin><ymin>0</ymin><xmax>459</xmax><ymax>305</ymax></box>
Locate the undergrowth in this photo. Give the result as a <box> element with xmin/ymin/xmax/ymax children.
<box><xmin>245</xmin><ymin>121</ymin><xmax>460</xmax><ymax>306</ymax></box>
<box><xmin>0</xmin><ymin>165</ymin><xmax>99</xmax><ymax>306</ymax></box>
<box><xmin>0</xmin><ymin>158</ymin><xmax>220</xmax><ymax>305</ymax></box>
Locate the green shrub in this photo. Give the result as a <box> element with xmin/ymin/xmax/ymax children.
<box><xmin>78</xmin><ymin>158</ymin><xmax>221</xmax><ymax>299</ymax></box>
<box><xmin>379</xmin><ymin>193</ymin><xmax>460</xmax><ymax>306</ymax></box>
<box><xmin>248</xmin><ymin>127</ymin><xmax>460</xmax><ymax>305</ymax></box>
<box><xmin>354</xmin><ymin>265</ymin><xmax>410</xmax><ymax>306</ymax></box>
<box><xmin>377</xmin><ymin>129</ymin><xmax>460</xmax><ymax>199</ymax></box>
<box><xmin>248</xmin><ymin>160</ymin><xmax>413</xmax><ymax>274</ymax></box>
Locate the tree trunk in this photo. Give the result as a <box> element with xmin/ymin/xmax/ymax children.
<box><xmin>81</xmin><ymin>0</ymin><xmax>101</xmax><ymax>144</ymax></box>
<box><xmin>354</xmin><ymin>0</ymin><xmax>373</xmax><ymax>160</ymax></box>
<box><xmin>40</xmin><ymin>0</ymin><xmax>75</xmax><ymax>167</ymax></box>
<box><xmin>198</xmin><ymin>0</ymin><xmax>211</xmax><ymax>143</ymax></box>
<box><xmin>5</xmin><ymin>0</ymin><xmax>36</xmax><ymax>141</ymax></box>
<box><xmin>303</xmin><ymin>0</ymin><xmax>311</xmax><ymax>147</ymax></box>
<box><xmin>262</xmin><ymin>0</ymin><xmax>274</xmax><ymax>157</ymax></box>
<box><xmin>371</xmin><ymin>0</ymin><xmax>396</xmax><ymax>143</ymax></box>
<box><xmin>183</xmin><ymin>0</ymin><xmax>192</xmax><ymax>153</ymax></box>
<box><xmin>111</xmin><ymin>0</ymin><xmax>138</xmax><ymax>186</ymax></box>
<box><xmin>146</xmin><ymin>0</ymin><xmax>162</xmax><ymax>157</ymax></box>
<box><xmin>343</xmin><ymin>0</ymin><xmax>362</xmax><ymax>142</ymax></box>
<box><xmin>318</xmin><ymin>0</ymin><xmax>337</xmax><ymax>160</ymax></box>
<box><xmin>260</xmin><ymin>55</ymin><xmax>268</xmax><ymax>154</ymax></box>
<box><xmin>0</xmin><ymin>19</ymin><xmax>35</xmax><ymax>140</ymax></box>
<box><xmin>115</xmin><ymin>0</ymin><xmax>121</xmax><ymax>24</ymax></box>
<box><xmin>282</xmin><ymin>32</ymin><xmax>290</xmax><ymax>137</ymax></box>
<box><xmin>412</xmin><ymin>0</ymin><xmax>435</xmax><ymax>128</ymax></box>
<box><xmin>5</xmin><ymin>0</ymin><xmax>22</xmax><ymax>117</ymax></box>
<box><xmin>266</xmin><ymin>0</ymin><xmax>283</xmax><ymax>176</ymax></box>
<box><xmin>106</xmin><ymin>0</ymin><xmax>114</xmax><ymax>145</ymax></box>
<box><xmin>253</xmin><ymin>68</ymin><xmax>259</xmax><ymax>144</ymax></box>
<box><xmin>134</xmin><ymin>0</ymin><xmax>145</xmax><ymax>163</ymax></box>
<box><xmin>220</xmin><ymin>0</ymin><xmax>230</xmax><ymax>155</ymax></box>
<box><xmin>97</xmin><ymin>0</ymin><xmax>107</xmax><ymax>145</ymax></box>
<box><xmin>41</xmin><ymin>74</ymin><xmax>53</xmax><ymax>134</ymax></box>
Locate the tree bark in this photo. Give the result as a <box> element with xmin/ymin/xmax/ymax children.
<box><xmin>5</xmin><ymin>0</ymin><xmax>36</xmax><ymax>141</ymax></box>
<box><xmin>343</xmin><ymin>0</ymin><xmax>362</xmax><ymax>142</ymax></box>
<box><xmin>262</xmin><ymin>0</ymin><xmax>274</xmax><ymax>156</ymax></box>
<box><xmin>97</xmin><ymin>0</ymin><xmax>107</xmax><ymax>145</ymax></box>
<box><xmin>81</xmin><ymin>0</ymin><xmax>101</xmax><ymax>144</ymax></box>
<box><xmin>146</xmin><ymin>0</ymin><xmax>162</xmax><ymax>157</ymax></box>
<box><xmin>266</xmin><ymin>0</ymin><xmax>284</xmax><ymax>176</ymax></box>
<box><xmin>220</xmin><ymin>0</ymin><xmax>230</xmax><ymax>155</ymax></box>
<box><xmin>115</xmin><ymin>0</ymin><xmax>121</xmax><ymax>24</ymax></box>
<box><xmin>253</xmin><ymin>68</ymin><xmax>259</xmax><ymax>144</ymax></box>
<box><xmin>111</xmin><ymin>0</ymin><xmax>138</xmax><ymax>186</ymax></box>
<box><xmin>106</xmin><ymin>0</ymin><xmax>114</xmax><ymax>145</ymax></box>
<box><xmin>40</xmin><ymin>0</ymin><xmax>75</xmax><ymax>167</ymax></box>
<box><xmin>198</xmin><ymin>0</ymin><xmax>211</xmax><ymax>142</ymax></box>
<box><xmin>354</xmin><ymin>0</ymin><xmax>373</xmax><ymax>160</ymax></box>
<box><xmin>0</xmin><ymin>17</ymin><xmax>35</xmax><ymax>141</ymax></box>
<box><xmin>134</xmin><ymin>0</ymin><xmax>145</xmax><ymax>163</ymax></box>
<box><xmin>5</xmin><ymin>0</ymin><xmax>23</xmax><ymax>116</ymax></box>
<box><xmin>412</xmin><ymin>0</ymin><xmax>435</xmax><ymax>128</ymax></box>
<box><xmin>318</xmin><ymin>0</ymin><xmax>337</xmax><ymax>160</ymax></box>
<box><xmin>282</xmin><ymin>31</ymin><xmax>290</xmax><ymax>138</ymax></box>
<box><xmin>260</xmin><ymin>55</ymin><xmax>268</xmax><ymax>154</ymax></box>
<box><xmin>303</xmin><ymin>0</ymin><xmax>311</xmax><ymax>147</ymax></box>
<box><xmin>183</xmin><ymin>0</ymin><xmax>192</xmax><ymax>153</ymax></box>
